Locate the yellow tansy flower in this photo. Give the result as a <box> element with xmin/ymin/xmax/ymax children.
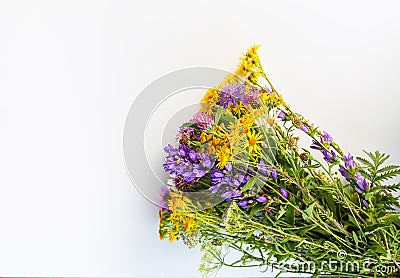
<box><xmin>247</xmin><ymin>129</ymin><xmax>262</xmax><ymax>154</ymax></box>
<box><xmin>201</xmin><ymin>88</ymin><xmax>219</xmax><ymax>104</ymax></box>
<box><xmin>216</xmin><ymin>145</ymin><xmax>231</xmax><ymax>168</ymax></box>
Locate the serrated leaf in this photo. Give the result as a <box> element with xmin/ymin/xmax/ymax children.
<box><xmin>376</xmin><ymin>169</ymin><xmax>400</xmax><ymax>183</ymax></box>
<box><xmin>357</xmin><ymin>156</ymin><xmax>374</xmax><ymax>169</ymax></box>
<box><xmin>376</xmin><ymin>165</ymin><xmax>400</xmax><ymax>174</ymax></box>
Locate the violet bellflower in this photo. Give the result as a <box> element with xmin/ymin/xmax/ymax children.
<box><xmin>354</xmin><ymin>172</ymin><xmax>370</xmax><ymax>193</ymax></box>
<box><xmin>256</xmin><ymin>195</ymin><xmax>268</xmax><ymax>203</ymax></box>
<box><xmin>338</xmin><ymin>166</ymin><xmax>351</xmax><ymax>181</ymax></box>
<box><xmin>344</xmin><ymin>153</ymin><xmax>357</xmax><ymax>169</ymax></box>
<box><xmin>300</xmin><ymin>124</ymin><xmax>309</xmax><ymax>133</ymax></box>
<box><xmin>322</xmin><ymin>149</ymin><xmax>336</xmax><ymax>163</ymax></box>
<box><xmin>277</xmin><ymin>110</ymin><xmax>286</xmax><ymax>120</ymax></box>
<box><xmin>321</xmin><ymin>131</ymin><xmax>333</xmax><ymax>144</ymax></box>
<box><xmin>310</xmin><ymin>139</ymin><xmax>323</xmax><ymax>150</ymax></box>
<box><xmin>221</xmin><ymin>189</ymin><xmax>241</xmax><ymax>202</ymax></box>
<box><xmin>209</xmin><ymin>164</ymin><xmax>251</xmax><ymax>202</ymax></box>
<box><xmin>163</xmin><ymin>144</ymin><xmax>213</xmax><ymax>183</ymax></box>
<box><xmin>257</xmin><ymin>160</ymin><xmax>278</xmax><ymax>179</ymax></box>
<box><xmin>182</xmin><ymin>152</ymin><xmax>213</xmax><ymax>182</ymax></box>
<box><xmin>163</xmin><ymin>144</ymin><xmax>190</xmax><ymax>175</ymax></box>
<box><xmin>238</xmin><ymin>199</ymin><xmax>249</xmax><ymax>207</ymax></box>
<box><xmin>280</xmin><ymin>187</ymin><xmax>289</xmax><ymax>199</ymax></box>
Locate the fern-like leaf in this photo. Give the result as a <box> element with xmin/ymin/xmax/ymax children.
<box><xmin>375</xmin><ymin>169</ymin><xmax>400</xmax><ymax>183</ymax></box>
<box><xmin>356</xmin><ymin>156</ymin><xmax>374</xmax><ymax>169</ymax></box>
<box><xmin>376</xmin><ymin>165</ymin><xmax>400</xmax><ymax>174</ymax></box>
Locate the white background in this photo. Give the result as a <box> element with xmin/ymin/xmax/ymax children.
<box><xmin>0</xmin><ymin>0</ymin><xmax>399</xmax><ymax>277</ymax></box>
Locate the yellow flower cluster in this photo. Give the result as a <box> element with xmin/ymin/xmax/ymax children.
<box><xmin>260</xmin><ymin>92</ymin><xmax>285</xmax><ymax>107</ymax></box>
<box><xmin>235</xmin><ymin>45</ymin><xmax>261</xmax><ymax>82</ymax></box>
<box><xmin>201</xmin><ymin>87</ymin><xmax>219</xmax><ymax>105</ymax></box>
<box><xmin>238</xmin><ymin>112</ymin><xmax>255</xmax><ymax>133</ymax></box>
<box><xmin>158</xmin><ymin>193</ymin><xmax>199</xmax><ymax>243</ymax></box>
<box><xmin>200</xmin><ymin>126</ymin><xmax>232</xmax><ymax>169</ymax></box>
<box><xmin>229</xmin><ymin>101</ymin><xmax>247</xmax><ymax>117</ymax></box>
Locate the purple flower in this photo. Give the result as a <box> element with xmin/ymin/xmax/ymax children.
<box><xmin>339</xmin><ymin>166</ymin><xmax>351</xmax><ymax>181</ymax></box>
<box><xmin>300</xmin><ymin>124</ymin><xmax>309</xmax><ymax>133</ymax></box>
<box><xmin>270</xmin><ymin>168</ymin><xmax>278</xmax><ymax>180</ymax></box>
<box><xmin>163</xmin><ymin>144</ymin><xmax>213</xmax><ymax>182</ymax></box>
<box><xmin>256</xmin><ymin>195</ymin><xmax>268</xmax><ymax>203</ymax></box>
<box><xmin>217</xmin><ymin>84</ymin><xmax>245</xmax><ymax>108</ymax></box>
<box><xmin>241</xmin><ymin>89</ymin><xmax>259</xmax><ymax>107</ymax></box>
<box><xmin>188</xmin><ymin>150</ymin><xmax>197</xmax><ymax>161</ymax></box>
<box><xmin>210</xmin><ymin>167</ymin><xmax>225</xmax><ymax>184</ymax></box>
<box><xmin>209</xmin><ymin>184</ymin><xmax>221</xmax><ymax>194</ymax></box>
<box><xmin>344</xmin><ymin>153</ymin><xmax>356</xmax><ymax>169</ymax></box>
<box><xmin>258</xmin><ymin>160</ymin><xmax>269</xmax><ymax>176</ymax></box>
<box><xmin>181</xmin><ymin>170</ymin><xmax>197</xmax><ymax>182</ymax></box>
<box><xmin>310</xmin><ymin>139</ymin><xmax>322</xmax><ymax>150</ymax></box>
<box><xmin>157</xmin><ymin>186</ymin><xmax>170</xmax><ymax>210</ymax></box>
<box><xmin>238</xmin><ymin>199</ymin><xmax>249</xmax><ymax>207</ymax></box>
<box><xmin>257</xmin><ymin>160</ymin><xmax>278</xmax><ymax>179</ymax></box>
<box><xmin>221</xmin><ymin>189</ymin><xmax>241</xmax><ymax>201</ymax></box>
<box><xmin>321</xmin><ymin>131</ymin><xmax>333</xmax><ymax>144</ymax></box>
<box><xmin>362</xmin><ymin>200</ymin><xmax>369</xmax><ymax>207</ymax></box>
<box><xmin>192</xmin><ymin>112</ymin><xmax>214</xmax><ymax>131</ymax></box>
<box><xmin>192</xmin><ymin>153</ymin><xmax>212</xmax><ymax>178</ymax></box>
<box><xmin>178</xmin><ymin>144</ymin><xmax>191</xmax><ymax>158</ymax></box>
<box><xmin>163</xmin><ymin>144</ymin><xmax>190</xmax><ymax>174</ymax></box>
<box><xmin>354</xmin><ymin>172</ymin><xmax>370</xmax><ymax>193</ymax></box>
<box><xmin>277</xmin><ymin>110</ymin><xmax>285</xmax><ymax>120</ymax></box>
<box><xmin>183</xmin><ymin>153</ymin><xmax>213</xmax><ymax>181</ymax></box>
<box><xmin>322</xmin><ymin>149</ymin><xmax>336</xmax><ymax>163</ymax></box>
<box><xmin>280</xmin><ymin>187</ymin><xmax>289</xmax><ymax>199</ymax></box>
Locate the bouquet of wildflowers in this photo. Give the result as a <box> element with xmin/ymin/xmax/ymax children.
<box><xmin>157</xmin><ymin>46</ymin><xmax>400</xmax><ymax>277</ymax></box>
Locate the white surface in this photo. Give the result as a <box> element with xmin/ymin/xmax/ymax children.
<box><xmin>0</xmin><ymin>0</ymin><xmax>399</xmax><ymax>277</ymax></box>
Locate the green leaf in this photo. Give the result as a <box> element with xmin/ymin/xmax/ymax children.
<box><xmin>180</xmin><ymin>122</ymin><xmax>197</xmax><ymax>128</ymax></box>
<box><xmin>364</xmin><ymin>223</ymin><xmax>387</xmax><ymax>235</ymax></box>
<box><xmin>250</xmin><ymin>203</ymin><xmax>265</xmax><ymax>218</ymax></box>
<box><xmin>214</xmin><ymin>106</ymin><xmax>223</xmax><ymax>124</ymax></box>
<box><xmin>369</xmin><ymin>244</ymin><xmax>387</xmax><ymax>255</ymax></box>
<box><xmin>240</xmin><ymin>177</ymin><xmax>257</xmax><ymax>193</ymax></box>
<box><xmin>245</xmin><ymin>230</ymin><xmax>253</xmax><ymax>239</ymax></box>
<box><xmin>352</xmin><ymin>231</ymin><xmax>359</xmax><ymax>250</ymax></box>
<box><xmin>276</xmin><ymin>206</ymin><xmax>286</xmax><ymax>221</ymax></box>
<box><xmin>298</xmin><ymin>224</ymin><xmax>317</xmax><ymax>236</ymax></box>
<box><xmin>286</xmin><ymin>197</ymin><xmax>295</xmax><ymax>226</ymax></box>
<box><xmin>356</xmin><ymin>156</ymin><xmax>374</xmax><ymax>169</ymax></box>
<box><xmin>302</xmin><ymin>201</ymin><xmax>316</xmax><ymax>222</ymax></box>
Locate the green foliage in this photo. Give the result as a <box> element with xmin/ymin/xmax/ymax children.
<box><xmin>160</xmin><ymin>48</ymin><xmax>400</xmax><ymax>277</ymax></box>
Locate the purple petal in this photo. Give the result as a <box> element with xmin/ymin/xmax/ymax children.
<box><xmin>256</xmin><ymin>195</ymin><xmax>268</xmax><ymax>203</ymax></box>
<box><xmin>238</xmin><ymin>199</ymin><xmax>249</xmax><ymax>207</ymax></box>
<box><xmin>280</xmin><ymin>187</ymin><xmax>289</xmax><ymax>199</ymax></box>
